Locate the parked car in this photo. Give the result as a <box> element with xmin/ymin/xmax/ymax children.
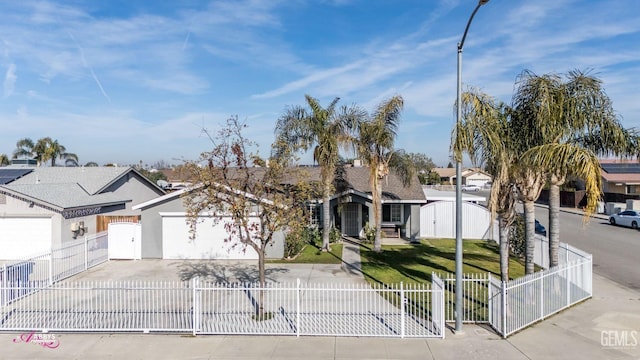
<box><xmin>535</xmin><ymin>220</ymin><xmax>547</xmax><ymax>237</ymax></box>
<box><xmin>461</xmin><ymin>184</ymin><xmax>481</xmax><ymax>192</ymax></box>
<box><xmin>609</xmin><ymin>210</ymin><xmax>640</xmax><ymax>229</ymax></box>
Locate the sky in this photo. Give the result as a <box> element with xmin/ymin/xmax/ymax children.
<box><xmin>1</xmin><ymin>0</ymin><xmax>639</xmax><ymax>168</ymax></box>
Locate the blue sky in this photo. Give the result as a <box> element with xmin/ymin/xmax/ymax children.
<box><xmin>1</xmin><ymin>0</ymin><xmax>639</xmax><ymax>167</ymax></box>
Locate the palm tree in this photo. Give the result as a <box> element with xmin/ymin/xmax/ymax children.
<box><xmin>356</xmin><ymin>95</ymin><xmax>414</xmax><ymax>252</ymax></box>
<box><xmin>0</xmin><ymin>153</ymin><xmax>9</xmax><ymax>166</ymax></box>
<box><xmin>275</xmin><ymin>95</ymin><xmax>366</xmax><ymax>251</ymax></box>
<box><xmin>31</xmin><ymin>137</ymin><xmax>78</xmax><ymax>167</ymax></box>
<box><xmin>512</xmin><ymin>70</ymin><xmax>637</xmax><ymax>267</ymax></box>
<box><xmin>13</xmin><ymin>138</ymin><xmax>35</xmax><ymax>160</ymax></box>
<box><xmin>455</xmin><ymin>89</ymin><xmax>518</xmax><ymax>280</ymax></box>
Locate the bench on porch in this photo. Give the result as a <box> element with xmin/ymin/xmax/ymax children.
<box><xmin>381</xmin><ymin>223</ymin><xmax>400</xmax><ymax>238</ymax></box>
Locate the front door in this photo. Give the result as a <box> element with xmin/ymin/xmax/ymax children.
<box><xmin>342</xmin><ymin>203</ymin><xmax>361</xmax><ymax>237</ymax></box>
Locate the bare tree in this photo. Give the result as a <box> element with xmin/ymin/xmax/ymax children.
<box><xmin>183</xmin><ymin>117</ymin><xmax>310</xmax><ymax>318</ymax></box>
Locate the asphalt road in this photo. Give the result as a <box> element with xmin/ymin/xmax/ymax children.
<box><xmin>534</xmin><ymin>206</ymin><xmax>640</xmax><ymax>292</ymax></box>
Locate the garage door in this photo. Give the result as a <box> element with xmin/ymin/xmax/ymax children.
<box><xmin>0</xmin><ymin>217</ymin><xmax>52</xmax><ymax>260</ymax></box>
<box><xmin>161</xmin><ymin>214</ymin><xmax>259</xmax><ymax>260</ymax></box>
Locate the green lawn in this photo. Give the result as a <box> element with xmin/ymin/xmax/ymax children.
<box><xmin>269</xmin><ymin>243</ymin><xmax>343</xmax><ymax>264</ymax></box>
<box><xmin>360</xmin><ymin>238</ymin><xmax>527</xmax><ymax>285</ymax></box>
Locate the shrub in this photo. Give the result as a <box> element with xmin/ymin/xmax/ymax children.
<box><xmin>329</xmin><ymin>227</ymin><xmax>342</xmax><ymax>243</ymax></box>
<box><xmin>284</xmin><ymin>227</ymin><xmax>321</xmax><ymax>259</ymax></box>
<box><xmin>284</xmin><ymin>231</ymin><xmax>306</xmax><ymax>259</ymax></box>
<box><xmin>362</xmin><ymin>222</ymin><xmax>376</xmax><ymax>244</ymax></box>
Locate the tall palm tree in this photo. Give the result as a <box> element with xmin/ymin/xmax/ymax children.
<box><xmin>32</xmin><ymin>137</ymin><xmax>78</xmax><ymax>167</ymax></box>
<box><xmin>356</xmin><ymin>95</ymin><xmax>414</xmax><ymax>252</ymax></box>
<box><xmin>512</xmin><ymin>70</ymin><xmax>636</xmax><ymax>268</ymax></box>
<box><xmin>455</xmin><ymin>89</ymin><xmax>518</xmax><ymax>280</ymax></box>
<box><xmin>275</xmin><ymin>94</ymin><xmax>366</xmax><ymax>251</ymax></box>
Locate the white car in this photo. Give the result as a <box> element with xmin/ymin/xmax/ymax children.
<box><xmin>461</xmin><ymin>184</ymin><xmax>481</xmax><ymax>192</ymax></box>
<box><xmin>609</xmin><ymin>210</ymin><xmax>640</xmax><ymax>229</ymax></box>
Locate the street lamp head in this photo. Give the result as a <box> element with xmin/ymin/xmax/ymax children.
<box><xmin>479</xmin><ymin>0</ymin><xmax>490</xmax><ymax>5</ymax></box>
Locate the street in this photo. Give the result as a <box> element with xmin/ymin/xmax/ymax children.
<box><xmin>534</xmin><ymin>206</ymin><xmax>640</xmax><ymax>292</ymax></box>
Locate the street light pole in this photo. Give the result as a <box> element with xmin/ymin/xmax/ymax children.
<box><xmin>455</xmin><ymin>0</ymin><xmax>489</xmax><ymax>334</ymax></box>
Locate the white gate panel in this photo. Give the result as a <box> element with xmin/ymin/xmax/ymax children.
<box><xmin>420</xmin><ymin>201</ymin><xmax>497</xmax><ymax>240</ymax></box>
<box><xmin>0</xmin><ymin>217</ymin><xmax>52</xmax><ymax>259</ymax></box>
<box><xmin>108</xmin><ymin>222</ymin><xmax>141</xmax><ymax>260</ymax></box>
<box><xmin>162</xmin><ymin>215</ymin><xmax>259</xmax><ymax>260</ymax></box>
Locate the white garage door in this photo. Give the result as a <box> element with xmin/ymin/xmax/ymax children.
<box><xmin>161</xmin><ymin>214</ymin><xmax>259</xmax><ymax>260</ymax></box>
<box><xmin>0</xmin><ymin>217</ymin><xmax>52</xmax><ymax>260</ymax></box>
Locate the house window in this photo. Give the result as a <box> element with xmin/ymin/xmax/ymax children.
<box><xmin>627</xmin><ymin>185</ymin><xmax>640</xmax><ymax>194</ymax></box>
<box><xmin>382</xmin><ymin>204</ymin><xmax>402</xmax><ymax>223</ymax></box>
<box><xmin>308</xmin><ymin>204</ymin><xmax>321</xmax><ymax>227</ymax></box>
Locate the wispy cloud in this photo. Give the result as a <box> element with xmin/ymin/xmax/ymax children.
<box><xmin>3</xmin><ymin>63</ymin><xmax>16</xmax><ymax>97</ymax></box>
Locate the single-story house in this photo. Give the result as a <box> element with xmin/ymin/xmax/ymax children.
<box><xmin>132</xmin><ymin>164</ymin><xmax>426</xmax><ymax>260</ymax></box>
<box><xmin>432</xmin><ymin>167</ymin><xmax>492</xmax><ymax>187</ymax></box>
<box><xmin>132</xmin><ymin>186</ymin><xmax>285</xmax><ymax>260</ymax></box>
<box><xmin>600</xmin><ymin>159</ymin><xmax>640</xmax><ymax>198</ymax></box>
<box><xmin>309</xmin><ymin>166</ymin><xmax>427</xmax><ymax>242</ymax></box>
<box><xmin>0</xmin><ymin>165</ymin><xmax>165</xmax><ymax>259</ymax></box>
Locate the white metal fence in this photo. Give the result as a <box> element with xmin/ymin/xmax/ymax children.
<box><xmin>0</xmin><ymin>232</ymin><xmax>108</xmax><ymax>306</ymax></box>
<box><xmin>437</xmin><ymin>241</ymin><xmax>592</xmax><ymax>338</ymax></box>
<box><xmin>0</xmin><ymin>234</ymin><xmax>592</xmax><ymax>339</ymax></box>
<box><xmin>440</xmin><ymin>272</ymin><xmax>491</xmax><ymax>323</ymax></box>
<box><xmin>0</xmin><ymin>277</ymin><xmax>446</xmax><ymax>338</ymax></box>
<box><xmin>488</xmin><ymin>245</ymin><xmax>592</xmax><ymax>337</ymax></box>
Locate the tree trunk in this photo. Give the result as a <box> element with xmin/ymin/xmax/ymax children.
<box><xmin>548</xmin><ymin>184</ymin><xmax>560</xmax><ymax>268</ymax></box>
<box><xmin>373</xmin><ymin>176</ymin><xmax>383</xmax><ymax>252</ymax></box>
<box><xmin>523</xmin><ymin>200</ymin><xmax>536</xmax><ymax>275</ymax></box>
<box><xmin>257</xmin><ymin>250</ymin><xmax>265</xmax><ymax>317</ymax></box>
<box><xmin>322</xmin><ymin>181</ymin><xmax>331</xmax><ymax>252</ymax></box>
<box><xmin>498</xmin><ymin>216</ymin><xmax>510</xmax><ymax>281</ymax></box>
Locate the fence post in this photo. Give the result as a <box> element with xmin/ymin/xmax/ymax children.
<box><xmin>84</xmin><ymin>235</ymin><xmax>88</xmax><ymax>271</ymax></box>
<box><xmin>501</xmin><ymin>281</ymin><xmax>507</xmax><ymax>338</ymax></box>
<box><xmin>1</xmin><ymin>265</ymin><xmax>6</xmax><ymax>306</ymax></box>
<box><xmin>540</xmin><ymin>272</ymin><xmax>544</xmax><ymax>319</ymax></box>
<box><xmin>192</xmin><ymin>277</ymin><xmax>199</xmax><ymax>336</ymax></box>
<box><xmin>487</xmin><ymin>273</ymin><xmax>492</xmax><ymax>325</ymax></box>
<box><xmin>400</xmin><ymin>282</ymin><xmax>405</xmax><ymax>339</ymax></box>
<box><xmin>566</xmin><ymin>261</ymin><xmax>571</xmax><ymax>307</ymax></box>
<box><xmin>48</xmin><ymin>253</ymin><xmax>53</xmax><ymax>285</ymax></box>
<box><xmin>296</xmin><ymin>278</ymin><xmax>300</xmax><ymax>338</ymax></box>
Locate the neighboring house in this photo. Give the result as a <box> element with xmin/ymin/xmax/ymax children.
<box><xmin>432</xmin><ymin>167</ymin><xmax>492</xmax><ymax>187</ymax></box>
<box><xmin>433</xmin><ymin>167</ymin><xmax>456</xmax><ymax>185</ymax></box>
<box><xmin>462</xmin><ymin>168</ymin><xmax>492</xmax><ymax>188</ymax></box>
<box><xmin>132</xmin><ymin>187</ymin><xmax>284</xmax><ymax>260</ymax></box>
<box><xmin>0</xmin><ymin>166</ymin><xmax>165</xmax><ymax>260</ymax></box>
<box><xmin>600</xmin><ymin>159</ymin><xmax>640</xmax><ymax>201</ymax></box>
